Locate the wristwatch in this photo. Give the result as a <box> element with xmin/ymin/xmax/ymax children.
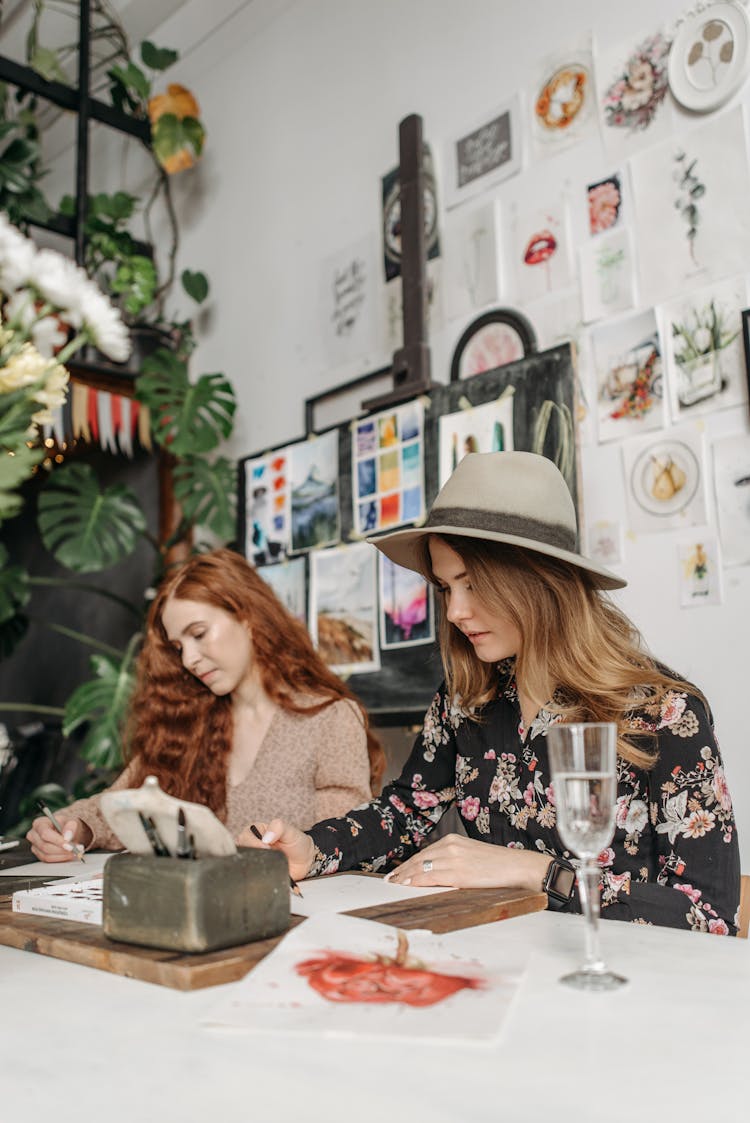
<box><xmin>542</xmin><ymin>857</ymin><xmax>576</xmax><ymax>910</ymax></box>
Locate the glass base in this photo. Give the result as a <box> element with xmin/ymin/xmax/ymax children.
<box><xmin>560</xmin><ymin>967</ymin><xmax>628</xmax><ymax>991</ymax></box>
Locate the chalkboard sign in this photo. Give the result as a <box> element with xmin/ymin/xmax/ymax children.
<box><xmin>237</xmin><ymin>343</ymin><xmax>578</xmax><ymax>726</ymax></box>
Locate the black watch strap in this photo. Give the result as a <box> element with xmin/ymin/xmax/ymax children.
<box><xmin>542</xmin><ymin>857</ymin><xmax>576</xmax><ymax>910</ymax></box>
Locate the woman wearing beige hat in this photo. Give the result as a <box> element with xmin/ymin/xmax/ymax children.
<box><xmin>241</xmin><ymin>451</ymin><xmax>740</xmax><ymax>934</ymax></box>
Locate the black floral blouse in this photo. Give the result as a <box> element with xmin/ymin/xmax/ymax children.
<box><xmin>308</xmin><ymin>661</ymin><xmax>740</xmax><ymax>934</ymax></box>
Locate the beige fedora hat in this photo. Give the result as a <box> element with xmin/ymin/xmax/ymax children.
<box><xmin>369</xmin><ymin>451</ymin><xmax>626</xmax><ymax>590</ymax></box>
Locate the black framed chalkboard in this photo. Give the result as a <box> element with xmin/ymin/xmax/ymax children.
<box><xmin>237</xmin><ymin>343</ymin><xmax>579</xmax><ymax>726</ymax></box>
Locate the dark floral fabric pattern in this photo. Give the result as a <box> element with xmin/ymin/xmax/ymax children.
<box><xmin>308</xmin><ymin>661</ymin><xmax>740</xmax><ymax>934</ymax></box>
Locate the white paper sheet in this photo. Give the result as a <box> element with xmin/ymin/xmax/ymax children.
<box><xmin>290</xmin><ymin>873</ymin><xmax>456</xmax><ymax>917</ymax></box>
<box><xmin>0</xmin><ymin>851</ymin><xmax>112</xmax><ymax>879</ymax></box>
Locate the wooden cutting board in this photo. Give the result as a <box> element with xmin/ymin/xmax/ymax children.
<box><xmin>0</xmin><ymin>881</ymin><xmax>546</xmax><ymax>991</ymax></box>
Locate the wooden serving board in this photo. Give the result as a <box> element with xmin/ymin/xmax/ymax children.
<box><xmin>0</xmin><ymin>881</ymin><xmax>546</xmax><ymax>991</ymax></box>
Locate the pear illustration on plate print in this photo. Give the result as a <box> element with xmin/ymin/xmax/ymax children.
<box><xmin>650</xmin><ymin>454</ymin><xmax>686</xmax><ymax>502</ymax></box>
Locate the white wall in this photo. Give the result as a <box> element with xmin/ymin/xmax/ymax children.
<box><xmin>62</xmin><ymin>0</ymin><xmax>750</xmax><ymax>865</ymax></box>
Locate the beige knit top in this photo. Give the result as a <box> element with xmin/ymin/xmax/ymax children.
<box><xmin>57</xmin><ymin>698</ymin><xmax>372</xmax><ymax>851</ymax></box>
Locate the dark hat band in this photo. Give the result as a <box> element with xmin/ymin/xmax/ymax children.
<box><xmin>425</xmin><ymin>505</ymin><xmax>577</xmax><ymax>552</ymax></box>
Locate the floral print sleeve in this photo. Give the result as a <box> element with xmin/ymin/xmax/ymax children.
<box><xmin>306</xmin><ymin>684</ymin><xmax>462</xmax><ymax>876</ymax></box>
<box><xmin>596</xmin><ymin>690</ymin><xmax>740</xmax><ymax>934</ymax></box>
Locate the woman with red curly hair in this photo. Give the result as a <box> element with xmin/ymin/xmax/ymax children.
<box><xmin>27</xmin><ymin>548</ymin><xmax>384</xmax><ymax>861</ymax></box>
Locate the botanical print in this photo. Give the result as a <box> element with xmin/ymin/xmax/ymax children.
<box><xmin>289</xmin><ymin>430</ymin><xmax>340</xmax><ymax>553</ymax></box>
<box><xmin>379</xmin><ymin>554</ymin><xmax>434</xmax><ymax>650</ymax></box>
<box><xmin>678</xmin><ymin>537</ymin><xmax>723</xmax><ymax>608</ymax></box>
<box><xmin>444</xmin><ymin>95</ymin><xmax>522</xmax><ymax>209</ymax></box>
<box><xmin>309</xmin><ymin>541</ymin><xmax>380</xmax><ymax>675</ymax></box>
<box><xmin>352</xmin><ymin>401</ymin><xmax>424</xmax><ymax>535</ymax></box>
<box><xmin>630</xmin><ymin>106</ymin><xmax>750</xmax><ymax>305</ymax></box>
<box><xmin>244</xmin><ymin>449</ymin><xmax>291</xmax><ymax>564</ymax></box>
<box><xmin>203</xmin><ymin>913</ymin><xmax>524</xmax><ymax>1041</ymax></box>
<box><xmin>661</xmin><ymin>275</ymin><xmax>748</xmax><ymax>420</ymax></box>
<box><xmin>512</xmin><ymin>200</ymin><xmax>573</xmax><ymax>303</ymax></box>
<box><xmin>579</xmin><ymin>227</ymin><xmax>636</xmax><ymax>323</ymax></box>
<box><xmin>599</xmin><ymin>32</ymin><xmax>672</xmax><ymax>144</ymax></box>
<box><xmin>622</xmin><ymin>424</ymin><xmax>708</xmax><ymax>534</ymax></box>
<box><xmin>587</xmin><ymin>519</ymin><xmax>624</xmax><ymax>568</ymax></box>
<box><xmin>587</xmin><ymin>173</ymin><xmax>623</xmax><ymax>235</ymax></box>
<box><xmin>668</xmin><ymin>4</ymin><xmax>750</xmax><ymax>111</ymax></box>
<box><xmin>712</xmin><ymin>432</ymin><xmax>750</xmax><ymax>566</ymax></box>
<box><xmin>590</xmin><ymin>309</ymin><xmax>665</xmax><ymax>442</ymax></box>
<box><xmin>442</xmin><ymin>199</ymin><xmax>502</xmax><ymax>322</ymax></box>
<box><xmin>529</xmin><ymin>37</ymin><xmax>597</xmax><ymax>157</ymax></box>
<box><xmin>438</xmin><ymin>395</ymin><xmax>515</xmax><ymax>488</ymax></box>
<box><xmin>257</xmin><ymin>556</ymin><xmax>307</xmax><ymax>624</ymax></box>
<box><xmin>320</xmin><ymin>236</ymin><xmax>378</xmax><ymax>367</ymax></box>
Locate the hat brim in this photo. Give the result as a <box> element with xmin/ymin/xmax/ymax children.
<box><xmin>369</xmin><ymin>524</ymin><xmax>627</xmax><ymax>591</ymax></box>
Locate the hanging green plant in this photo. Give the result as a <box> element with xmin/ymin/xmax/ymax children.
<box><xmin>172</xmin><ymin>455</ymin><xmax>237</xmax><ymax>542</ymax></box>
<box><xmin>136</xmin><ymin>348</ymin><xmax>236</xmax><ymax>455</ymax></box>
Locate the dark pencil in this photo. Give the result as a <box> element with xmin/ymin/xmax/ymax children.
<box><xmin>249</xmin><ymin>824</ymin><xmax>303</xmax><ymax>898</ymax></box>
<box><xmin>36</xmin><ymin>799</ymin><xmax>86</xmax><ymax>863</ymax></box>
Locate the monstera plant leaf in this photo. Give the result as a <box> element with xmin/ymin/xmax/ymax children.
<box><xmin>136</xmin><ymin>348</ymin><xmax>236</xmax><ymax>456</ymax></box>
<box><xmin>0</xmin><ymin>443</ymin><xmax>44</xmax><ymax>526</ymax></box>
<box><xmin>172</xmin><ymin>455</ymin><xmax>236</xmax><ymax>541</ymax></box>
<box><xmin>37</xmin><ymin>463</ymin><xmax>146</xmax><ymax>573</ymax></box>
<box><xmin>0</xmin><ymin>545</ymin><xmax>30</xmax><ymax>658</ymax></box>
<box><xmin>63</xmin><ymin>638</ymin><xmax>140</xmax><ymax>770</ymax></box>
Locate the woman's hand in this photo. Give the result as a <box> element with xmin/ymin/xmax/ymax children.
<box><xmin>236</xmin><ymin>818</ymin><xmax>316</xmax><ymax>882</ymax></box>
<box><xmin>385</xmin><ymin>833</ymin><xmax>551</xmax><ymax>892</ymax></box>
<box><xmin>26</xmin><ymin>817</ymin><xmax>92</xmax><ymax>863</ymax></box>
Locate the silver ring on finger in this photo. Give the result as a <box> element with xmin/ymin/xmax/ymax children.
<box><xmin>422</xmin><ymin>859</ymin><xmax>433</xmax><ymax>873</ymax></box>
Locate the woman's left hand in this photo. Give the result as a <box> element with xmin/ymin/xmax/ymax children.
<box><xmin>385</xmin><ymin>833</ymin><xmax>551</xmax><ymax>892</ymax></box>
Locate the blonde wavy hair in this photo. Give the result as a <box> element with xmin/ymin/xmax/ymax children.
<box><xmin>418</xmin><ymin>534</ymin><xmax>705</xmax><ymax>769</ymax></box>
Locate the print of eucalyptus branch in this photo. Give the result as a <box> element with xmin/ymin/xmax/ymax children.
<box><xmin>687</xmin><ymin>20</ymin><xmax>734</xmax><ymax>88</ymax></box>
<box><xmin>674</xmin><ymin>150</ymin><xmax>705</xmax><ymax>265</ymax></box>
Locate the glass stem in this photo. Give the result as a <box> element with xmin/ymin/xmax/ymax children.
<box><xmin>578</xmin><ymin>859</ymin><xmax>604</xmax><ymax>974</ymax></box>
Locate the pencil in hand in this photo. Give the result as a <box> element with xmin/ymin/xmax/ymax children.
<box><xmin>36</xmin><ymin>799</ymin><xmax>86</xmax><ymax>863</ymax></box>
<box><xmin>248</xmin><ymin>823</ymin><xmax>304</xmax><ymax>898</ymax></box>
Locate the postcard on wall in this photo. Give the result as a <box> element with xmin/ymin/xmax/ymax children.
<box><xmin>511</xmin><ymin>199</ymin><xmax>573</xmax><ymax>303</ymax></box>
<box><xmin>257</xmin><ymin>556</ymin><xmax>307</xmax><ymax>625</ymax></box>
<box><xmin>443</xmin><ymin>94</ymin><xmax>522</xmax><ymax>210</ymax></box>
<box><xmin>289</xmin><ymin>431</ymin><xmax>340</xmax><ymax>553</ymax></box>
<box><xmin>590</xmin><ymin>309</ymin><xmax>665</xmax><ymax>443</ymax></box>
<box><xmin>379</xmin><ymin>554</ymin><xmax>434</xmax><ymax>650</ymax></box>
<box><xmin>586</xmin><ymin>519</ymin><xmax>625</xmax><ymax>568</ymax></box>
<box><xmin>712</xmin><ymin>433</ymin><xmax>750</xmax><ymax>567</ymax></box>
<box><xmin>352</xmin><ymin>400</ymin><xmax>424</xmax><ymax>536</ymax></box>
<box><xmin>438</xmin><ymin>395</ymin><xmax>515</xmax><ymax>488</ymax></box>
<box><xmin>579</xmin><ymin>226</ymin><xmax>637</xmax><ymax>323</ymax></box>
<box><xmin>596</xmin><ymin>30</ymin><xmax>674</xmax><ymax>160</ymax></box>
<box><xmin>621</xmin><ymin>424</ymin><xmax>708</xmax><ymax>534</ymax></box>
<box><xmin>309</xmin><ymin>541</ymin><xmax>380</xmax><ymax>675</ymax></box>
<box><xmin>630</xmin><ymin>106</ymin><xmax>750</xmax><ymax>306</ymax></box>
<box><xmin>442</xmin><ymin>199</ymin><xmax>503</xmax><ymax>323</ymax></box>
<box><xmin>586</xmin><ymin>172</ymin><xmax>625</xmax><ymax>237</ymax></box>
<box><xmin>244</xmin><ymin>449</ymin><xmax>292</xmax><ymax>565</ymax></box>
<box><xmin>677</xmin><ymin>536</ymin><xmax>723</xmax><ymax>608</ymax></box>
<box><xmin>528</xmin><ymin>35</ymin><xmax>597</xmax><ymax>159</ymax></box>
<box><xmin>203</xmin><ymin>913</ymin><xmax>526</xmax><ymax>1043</ymax></box>
<box><xmin>320</xmin><ymin>237</ymin><xmax>379</xmax><ymax>367</ymax></box>
<box><xmin>661</xmin><ymin>274</ymin><xmax>748</xmax><ymax>422</ymax></box>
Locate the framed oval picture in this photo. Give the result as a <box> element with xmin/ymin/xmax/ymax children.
<box><xmin>450</xmin><ymin>308</ymin><xmax>537</xmax><ymax>382</ymax></box>
<box><xmin>668</xmin><ymin>1</ymin><xmax>750</xmax><ymax>112</ymax></box>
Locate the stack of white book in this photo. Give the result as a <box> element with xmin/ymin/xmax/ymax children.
<box><xmin>12</xmin><ymin>874</ymin><xmax>104</xmax><ymax>925</ymax></box>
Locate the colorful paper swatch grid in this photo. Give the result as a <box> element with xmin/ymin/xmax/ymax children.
<box><xmin>352</xmin><ymin>401</ymin><xmax>425</xmax><ymax>535</ymax></box>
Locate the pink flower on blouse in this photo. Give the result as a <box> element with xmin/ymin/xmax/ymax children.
<box><xmin>708</xmin><ymin>918</ymin><xmax>730</xmax><ymax>936</ymax></box>
<box><xmin>713</xmin><ymin>766</ymin><xmax>733</xmax><ymax>812</ymax></box>
<box><xmin>412</xmin><ymin>790</ymin><xmax>439</xmax><ymax>810</ymax></box>
<box><xmin>658</xmin><ymin>692</ymin><xmax>687</xmax><ymax>728</ymax></box>
<box><xmin>597</xmin><ymin>847</ymin><xmax>615</xmax><ymax>868</ymax></box>
<box><xmin>674</xmin><ymin>883</ymin><xmax>703</xmax><ymax>904</ymax></box>
<box><xmin>523</xmin><ymin>783</ymin><xmax>535</xmax><ymax>807</ymax></box>
<box><xmin>460</xmin><ymin>796</ymin><xmax>481</xmax><ymax>821</ymax></box>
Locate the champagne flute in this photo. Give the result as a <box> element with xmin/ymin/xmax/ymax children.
<box><xmin>547</xmin><ymin>722</ymin><xmax>627</xmax><ymax>991</ymax></box>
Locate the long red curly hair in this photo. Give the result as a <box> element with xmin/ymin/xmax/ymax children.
<box><xmin>124</xmin><ymin>548</ymin><xmax>385</xmax><ymax>817</ymax></box>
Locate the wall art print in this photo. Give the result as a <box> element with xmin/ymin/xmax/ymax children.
<box><xmin>442</xmin><ymin>199</ymin><xmax>503</xmax><ymax>323</ymax></box>
<box><xmin>289</xmin><ymin>430</ymin><xmax>340</xmax><ymax>553</ymax></box>
<box><xmin>449</xmin><ymin>308</ymin><xmax>536</xmax><ymax>381</ymax></box>
<box><xmin>444</xmin><ymin>95</ymin><xmax>522</xmax><ymax>210</ymax></box>
<box><xmin>668</xmin><ymin>1</ymin><xmax>750</xmax><ymax>112</ymax></box>
<box><xmin>677</xmin><ymin>536</ymin><xmax>723</xmax><ymax>608</ymax></box>
<box><xmin>587</xmin><ymin>173</ymin><xmax>624</xmax><ymax>236</ymax></box>
<box><xmin>587</xmin><ymin>519</ymin><xmax>625</xmax><ymax>568</ymax></box>
<box><xmin>712</xmin><ymin>432</ymin><xmax>750</xmax><ymax>566</ymax></box>
<box><xmin>512</xmin><ymin>200</ymin><xmax>574</xmax><ymax>303</ymax></box>
<box><xmin>591</xmin><ymin>309</ymin><xmax>665</xmax><ymax>443</ymax></box>
<box><xmin>630</xmin><ymin>106</ymin><xmax>750</xmax><ymax>305</ymax></box>
<box><xmin>309</xmin><ymin>541</ymin><xmax>380</xmax><ymax>676</ymax></box>
<box><xmin>529</xmin><ymin>36</ymin><xmax>597</xmax><ymax>158</ymax></box>
<box><xmin>597</xmin><ymin>31</ymin><xmax>673</xmax><ymax>157</ymax></box>
<box><xmin>320</xmin><ymin>236</ymin><xmax>378</xmax><ymax>367</ymax></box>
<box><xmin>257</xmin><ymin>556</ymin><xmax>307</xmax><ymax>624</ymax></box>
<box><xmin>662</xmin><ymin>274</ymin><xmax>748</xmax><ymax>421</ymax></box>
<box><xmin>382</xmin><ymin>258</ymin><xmax>443</xmax><ymax>352</ymax></box>
<box><xmin>379</xmin><ymin>554</ymin><xmax>434</xmax><ymax>650</ymax></box>
<box><xmin>579</xmin><ymin>226</ymin><xmax>637</xmax><ymax>324</ymax></box>
<box><xmin>244</xmin><ymin>449</ymin><xmax>291</xmax><ymax>565</ymax></box>
<box><xmin>438</xmin><ymin>394</ymin><xmax>515</xmax><ymax>488</ymax></box>
<box><xmin>621</xmin><ymin>424</ymin><xmax>708</xmax><ymax>534</ymax></box>
<box><xmin>352</xmin><ymin>400</ymin><xmax>424</xmax><ymax>536</ymax></box>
